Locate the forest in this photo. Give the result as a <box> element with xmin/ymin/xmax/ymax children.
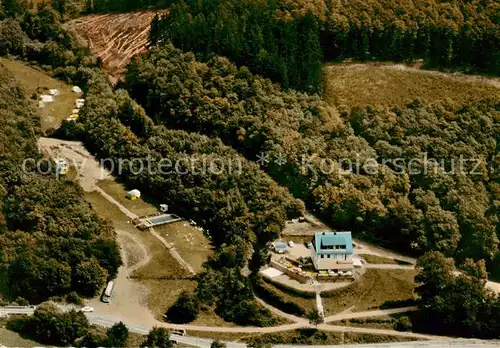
<box><xmin>124</xmin><ymin>45</ymin><xmax>500</xmax><ymax>272</ymax></box>
<box><xmin>0</xmin><ymin>65</ymin><xmax>121</xmax><ymax>304</ymax></box>
<box><xmin>1</xmin><ymin>0</ymin><xmax>500</xmax><ymax>339</ymax></box>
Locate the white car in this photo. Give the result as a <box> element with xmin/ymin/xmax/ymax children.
<box><xmin>80</xmin><ymin>306</ymin><xmax>94</xmax><ymax>312</ymax></box>
<box><xmin>288</xmin><ymin>241</ymin><xmax>295</xmax><ymax>248</ymax></box>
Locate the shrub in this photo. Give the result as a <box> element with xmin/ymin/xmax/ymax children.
<box><xmin>394</xmin><ymin>316</ymin><xmax>412</xmax><ymax>332</ymax></box>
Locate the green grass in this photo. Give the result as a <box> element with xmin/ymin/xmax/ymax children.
<box><xmin>322</xmin><ymin>269</ymin><xmax>416</xmax><ymax>315</ymax></box>
<box><xmin>97</xmin><ymin>179</ymin><xmax>158</xmax><ymax>217</ymax></box>
<box><xmin>0</xmin><ymin>327</ymin><xmax>42</xmax><ymax>347</ymax></box>
<box><xmin>324</xmin><ymin>63</ymin><xmax>500</xmax><ymax>109</ymax></box>
<box><xmin>0</xmin><ymin>57</ymin><xmax>80</xmax><ymax>131</ymax></box>
<box><xmin>243</xmin><ymin>329</ymin><xmax>422</xmax><ymax>346</ymax></box>
<box><xmin>258</xmin><ymin>278</ymin><xmax>316</xmax><ymax>316</ymax></box>
<box><xmin>359</xmin><ymin>254</ymin><xmax>397</xmax><ymax>264</ymax></box>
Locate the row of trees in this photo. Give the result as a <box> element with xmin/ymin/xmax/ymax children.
<box><xmin>9</xmin><ymin>302</ymin><xmax>176</xmax><ymax>347</ymax></box>
<box><xmin>0</xmin><ymin>66</ymin><xmax>121</xmax><ymax>303</ymax></box>
<box><xmin>124</xmin><ymin>46</ymin><xmax>500</xmax><ymax>271</ymax></box>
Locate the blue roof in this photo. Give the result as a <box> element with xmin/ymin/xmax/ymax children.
<box><xmin>314</xmin><ymin>232</ymin><xmax>353</xmax><ymax>255</ymax></box>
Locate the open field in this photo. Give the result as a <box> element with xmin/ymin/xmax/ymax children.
<box><xmin>97</xmin><ymin>180</ymin><xmax>158</xmax><ymax>217</ymax></box>
<box><xmin>258</xmin><ymin>278</ymin><xmax>317</xmax><ymax>316</ymax></box>
<box><xmin>324</xmin><ymin>63</ymin><xmax>500</xmax><ymax>109</ymax></box>
<box><xmin>0</xmin><ymin>57</ymin><xmax>80</xmax><ymax>131</ymax></box>
<box><xmin>0</xmin><ymin>327</ymin><xmax>41</xmax><ymax>347</ymax></box>
<box><xmin>154</xmin><ymin>222</ymin><xmax>212</xmax><ymax>273</ymax></box>
<box><xmin>84</xmin><ymin>191</ymin><xmax>188</xmax><ymax>279</ymax></box>
<box><xmin>96</xmin><ymin>180</ymin><xmax>212</xmax><ymax>274</ymax></box>
<box><xmin>322</xmin><ymin>269</ymin><xmax>416</xmax><ymax>315</ymax></box>
<box><xmin>68</xmin><ymin>11</ymin><xmax>167</xmax><ymax>82</ymax></box>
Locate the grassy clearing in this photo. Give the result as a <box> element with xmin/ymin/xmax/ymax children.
<box><xmin>84</xmin><ymin>191</ymin><xmax>188</xmax><ymax>279</ymax></box>
<box><xmin>0</xmin><ymin>327</ymin><xmax>41</xmax><ymax>347</ymax></box>
<box><xmin>97</xmin><ymin>179</ymin><xmax>212</xmax><ymax>273</ymax></box>
<box><xmin>154</xmin><ymin>222</ymin><xmax>212</xmax><ymax>273</ymax></box>
<box><xmin>140</xmin><ymin>279</ymin><xmax>241</xmax><ymax>327</ymax></box>
<box><xmin>97</xmin><ymin>179</ymin><xmax>158</xmax><ymax>217</ymax></box>
<box><xmin>324</xmin><ymin>63</ymin><xmax>500</xmax><ymax>109</ymax></box>
<box><xmin>360</xmin><ymin>254</ymin><xmax>413</xmax><ymax>265</ymax></box>
<box><xmin>334</xmin><ymin>315</ymin><xmax>403</xmax><ymax>330</ymax></box>
<box><xmin>0</xmin><ymin>57</ymin><xmax>80</xmax><ymax>131</ymax></box>
<box><xmin>322</xmin><ymin>269</ymin><xmax>416</xmax><ymax>315</ymax></box>
<box><xmin>243</xmin><ymin>329</ymin><xmax>421</xmax><ymax>346</ymax></box>
<box><xmin>258</xmin><ymin>278</ymin><xmax>317</xmax><ymax>316</ymax></box>
<box><xmin>359</xmin><ymin>254</ymin><xmax>397</xmax><ymax>264</ymax></box>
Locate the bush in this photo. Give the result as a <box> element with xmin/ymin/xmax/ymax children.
<box><xmin>394</xmin><ymin>316</ymin><xmax>412</xmax><ymax>332</ymax></box>
<box><xmin>14</xmin><ymin>296</ymin><xmax>29</xmax><ymax>306</ymax></box>
<box><xmin>66</xmin><ymin>291</ymin><xmax>82</xmax><ymax>305</ymax></box>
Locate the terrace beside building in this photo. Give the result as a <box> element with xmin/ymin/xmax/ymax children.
<box><xmin>311</xmin><ymin>231</ymin><xmax>354</xmax><ymax>270</ymax></box>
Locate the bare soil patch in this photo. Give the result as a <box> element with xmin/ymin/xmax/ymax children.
<box><xmin>68</xmin><ymin>11</ymin><xmax>167</xmax><ymax>82</ymax></box>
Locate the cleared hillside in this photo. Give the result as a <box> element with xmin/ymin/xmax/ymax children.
<box><xmin>325</xmin><ymin>64</ymin><xmax>500</xmax><ymax>109</ymax></box>
<box><xmin>67</xmin><ymin>11</ymin><xmax>166</xmax><ymax>82</ymax></box>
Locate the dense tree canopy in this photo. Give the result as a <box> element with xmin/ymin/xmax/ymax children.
<box><xmin>125</xmin><ymin>45</ymin><xmax>500</xmax><ymax>268</ymax></box>
<box><xmin>415</xmin><ymin>252</ymin><xmax>500</xmax><ymax>338</ymax></box>
<box><xmin>0</xmin><ymin>65</ymin><xmax>121</xmax><ymax>303</ymax></box>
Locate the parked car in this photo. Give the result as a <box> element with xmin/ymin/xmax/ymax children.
<box><xmin>288</xmin><ymin>241</ymin><xmax>295</xmax><ymax>248</ymax></box>
<box><xmin>80</xmin><ymin>306</ymin><xmax>94</xmax><ymax>312</ymax></box>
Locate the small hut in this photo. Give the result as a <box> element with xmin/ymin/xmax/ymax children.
<box><xmin>126</xmin><ymin>189</ymin><xmax>141</xmax><ymax>200</ymax></box>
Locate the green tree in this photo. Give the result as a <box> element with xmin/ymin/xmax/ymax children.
<box><xmin>106</xmin><ymin>322</ymin><xmax>129</xmax><ymax>347</ymax></box>
<box><xmin>141</xmin><ymin>327</ymin><xmax>174</xmax><ymax>348</ymax></box>
<box><xmin>166</xmin><ymin>291</ymin><xmax>199</xmax><ymax>324</ymax></box>
<box><xmin>74</xmin><ymin>259</ymin><xmax>107</xmax><ymax>297</ymax></box>
<box><xmin>307</xmin><ymin>309</ymin><xmax>323</xmax><ymax>328</ymax></box>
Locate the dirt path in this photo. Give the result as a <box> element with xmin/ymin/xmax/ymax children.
<box><xmin>119</xmin><ymin>229</ymin><xmax>151</xmax><ymax>274</ymax></box>
<box><xmin>354</xmin><ymin>240</ymin><xmax>417</xmax><ymax>265</ymax></box>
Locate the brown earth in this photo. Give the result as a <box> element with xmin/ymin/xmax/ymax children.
<box><xmin>67</xmin><ymin>11</ymin><xmax>167</xmax><ymax>82</ymax></box>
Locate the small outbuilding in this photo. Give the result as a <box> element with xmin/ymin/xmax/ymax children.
<box><xmin>71</xmin><ymin>109</ymin><xmax>79</xmax><ymax>114</ymax></box>
<box><xmin>72</xmin><ymin>86</ymin><xmax>82</xmax><ymax>93</ymax></box>
<box><xmin>48</xmin><ymin>89</ymin><xmax>60</xmax><ymax>96</ymax></box>
<box><xmin>126</xmin><ymin>189</ymin><xmax>141</xmax><ymax>200</ymax></box>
